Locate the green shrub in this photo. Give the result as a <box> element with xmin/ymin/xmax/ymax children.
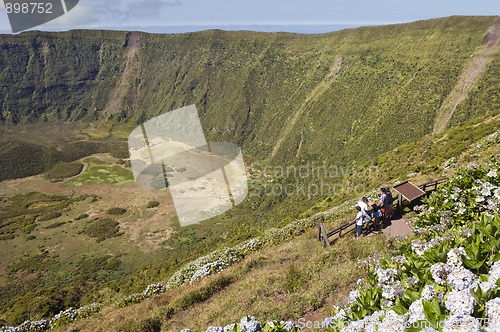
<box><xmin>109</xmin><ymin>147</ymin><xmax>130</xmax><ymax>159</ymax></box>
<box><xmin>83</xmin><ymin>218</ymin><xmax>121</xmax><ymax>242</ymax></box>
<box><xmin>107</xmin><ymin>207</ymin><xmax>127</xmax><ymax>215</ymax></box>
<box><xmin>75</xmin><ymin>213</ymin><xmax>89</xmax><ymax>220</ymax></box>
<box><xmin>0</xmin><ymin>234</ymin><xmax>15</xmax><ymax>241</ymax></box>
<box><xmin>146</xmin><ymin>201</ymin><xmax>160</xmax><ymax>208</ymax></box>
<box><xmin>44</xmin><ymin>221</ymin><xmax>67</xmax><ymax>229</ymax></box>
<box><xmin>45</xmin><ymin>162</ymin><xmax>84</xmax><ymax>180</ymax></box>
<box><xmin>119</xmin><ymin>317</ymin><xmax>162</xmax><ymax>332</ymax></box>
<box><xmin>38</xmin><ymin>212</ymin><xmax>62</xmax><ymax>222</ymax></box>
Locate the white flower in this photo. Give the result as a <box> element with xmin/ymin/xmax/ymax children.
<box><xmin>382</xmin><ymin>284</ymin><xmax>405</xmax><ymax>300</ymax></box>
<box><xmin>282</xmin><ymin>321</ymin><xmax>295</xmax><ymax>331</ymax></box>
<box><xmin>349</xmin><ymin>290</ymin><xmax>361</xmax><ymax>302</ymax></box>
<box><xmin>223</xmin><ymin>323</ymin><xmax>235</xmax><ymax>332</ymax></box>
<box><xmin>460</xmin><ymin>228</ymin><xmax>474</xmax><ymax>238</ymax></box>
<box><xmin>430</xmin><ymin>262</ymin><xmax>453</xmax><ymax>285</ymax></box>
<box><xmin>375</xmin><ymin>268</ymin><xmax>399</xmax><ymax>286</ymax></box>
<box><xmin>479</xmin><ymin>281</ymin><xmax>496</xmax><ymax>293</ymax></box>
<box><xmin>341</xmin><ymin>320</ymin><xmax>364</xmax><ymax>332</ymax></box>
<box><xmin>446</xmin><ymin>247</ymin><xmax>468</xmax><ymax>267</ymax></box>
<box><xmin>206</xmin><ymin>327</ymin><xmax>224</xmax><ymax>332</ymax></box>
<box><xmin>392</xmin><ymin>255</ymin><xmax>407</xmax><ymax>264</ymax></box>
<box><xmin>489</xmin><ymin>261</ymin><xmax>500</xmax><ymax>284</ymax></box>
<box><xmin>333</xmin><ymin>309</ymin><xmax>347</xmax><ymax>321</ymax></box>
<box><xmin>378</xmin><ymin>310</ymin><xmax>407</xmax><ymax>332</ymax></box>
<box><xmin>485</xmin><ymin>298</ymin><xmax>500</xmax><ymax>331</ymax></box>
<box><xmin>381</xmin><ymin>299</ymin><xmax>393</xmax><ymax>308</ymax></box>
<box><xmin>487</xmin><ymin>169</ymin><xmax>498</xmax><ymax>178</ymax></box>
<box><xmin>442</xmin><ymin>315</ymin><xmax>480</xmax><ymax>332</ymax></box>
<box><xmin>445</xmin><ymin>290</ymin><xmax>476</xmax><ymax>315</ymax></box>
<box><xmin>408</xmin><ymin>299</ymin><xmax>426</xmax><ymax>324</ymax></box>
<box><xmin>239</xmin><ymin>316</ymin><xmax>261</xmax><ymax>332</ymax></box>
<box><xmin>421</xmin><ymin>285</ymin><xmax>436</xmax><ymax>301</ymax></box>
<box><xmin>17</xmin><ymin>320</ymin><xmax>51</xmax><ymax>331</ymax></box>
<box><xmin>362</xmin><ymin>311</ymin><xmax>385</xmax><ymax>332</ymax></box>
<box><xmin>322</xmin><ymin>317</ymin><xmax>335</xmax><ymax>328</ymax></box>
<box><xmin>447</xmin><ymin>267</ymin><xmax>478</xmax><ymax>291</ymax></box>
<box><xmin>403</xmin><ymin>276</ymin><xmax>419</xmax><ymax>288</ymax></box>
<box><xmin>143</xmin><ymin>283</ymin><xmax>166</xmax><ymax>297</ymax></box>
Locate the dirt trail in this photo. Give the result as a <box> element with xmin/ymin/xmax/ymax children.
<box><xmin>381</xmin><ymin>218</ymin><xmax>414</xmax><ymax>238</ymax></box>
<box><xmin>271</xmin><ymin>57</ymin><xmax>343</xmax><ymax>157</ymax></box>
<box><xmin>104</xmin><ymin>32</ymin><xmax>142</xmax><ymax>117</ymax></box>
<box><xmin>433</xmin><ymin>20</ymin><xmax>500</xmax><ymax>134</ymax></box>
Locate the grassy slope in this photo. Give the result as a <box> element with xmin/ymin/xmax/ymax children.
<box><xmin>1</xmin><ymin>16</ymin><xmax>500</xmax><ymax>327</ymax></box>
<box><xmin>0</xmin><ymin>17</ymin><xmax>498</xmax><ymax>164</ymax></box>
<box><xmin>61</xmin><ymin>110</ymin><xmax>500</xmax><ymax>332</ymax></box>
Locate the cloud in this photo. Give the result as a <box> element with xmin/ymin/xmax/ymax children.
<box><xmin>43</xmin><ymin>3</ymin><xmax>99</xmax><ymax>27</ymax></box>
<box><xmin>126</xmin><ymin>0</ymin><xmax>182</xmax><ymax>19</ymax></box>
<box><xmin>37</xmin><ymin>0</ymin><xmax>183</xmax><ymax>28</ymax></box>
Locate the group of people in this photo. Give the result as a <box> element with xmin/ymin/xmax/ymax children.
<box><xmin>351</xmin><ymin>186</ymin><xmax>394</xmax><ymax>238</ymax></box>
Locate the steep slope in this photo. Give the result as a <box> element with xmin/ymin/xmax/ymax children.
<box><xmin>433</xmin><ymin>19</ymin><xmax>500</xmax><ymax>134</ymax></box>
<box><xmin>271</xmin><ymin>56</ymin><xmax>343</xmax><ymax>157</ymax></box>
<box><xmin>1</xmin><ymin>17</ymin><xmax>500</xmax><ymax>328</ymax></box>
<box><xmin>55</xmin><ymin>111</ymin><xmax>500</xmax><ymax>332</ymax></box>
<box><xmin>1</xmin><ymin>16</ymin><xmax>499</xmax><ymax>168</ymax></box>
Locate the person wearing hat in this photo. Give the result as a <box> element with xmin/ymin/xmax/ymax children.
<box><xmin>379</xmin><ymin>186</ymin><xmax>393</xmax><ymax>223</ymax></box>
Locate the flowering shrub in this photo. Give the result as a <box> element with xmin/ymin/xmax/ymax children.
<box><xmin>0</xmin><ymin>302</ymin><xmax>104</xmax><ymax>331</ymax></box>
<box><xmin>115</xmin><ymin>282</ymin><xmax>167</xmax><ymax>308</ymax></box>
<box><xmin>166</xmin><ymin>199</ymin><xmax>358</xmax><ymax>290</ymax></box>
<box><xmin>316</xmin><ymin>161</ymin><xmax>500</xmax><ymax>332</ymax></box>
<box><xmin>185</xmin><ymin>162</ymin><xmax>499</xmax><ymax>332</ymax></box>
<box><xmin>143</xmin><ymin>283</ymin><xmax>166</xmax><ymax>297</ymax></box>
<box><xmin>180</xmin><ymin>316</ymin><xmax>300</xmax><ymax>332</ymax></box>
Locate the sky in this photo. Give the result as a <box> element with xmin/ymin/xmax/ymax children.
<box><xmin>0</xmin><ymin>0</ymin><xmax>499</xmax><ymax>34</ymax></box>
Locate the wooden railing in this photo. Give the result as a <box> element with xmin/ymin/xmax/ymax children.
<box><xmin>317</xmin><ymin>218</ymin><xmax>356</xmax><ymax>247</ymax></box>
<box><xmin>317</xmin><ymin>177</ymin><xmax>448</xmax><ymax>247</ymax></box>
<box><xmin>418</xmin><ymin>177</ymin><xmax>448</xmax><ymax>192</ymax></box>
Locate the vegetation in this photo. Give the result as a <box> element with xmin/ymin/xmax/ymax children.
<box><xmin>75</xmin><ymin>213</ymin><xmax>89</xmax><ymax>220</ymax></box>
<box><xmin>45</xmin><ymin>162</ymin><xmax>84</xmax><ymax>181</ymax></box>
<box><xmin>83</xmin><ymin>218</ymin><xmax>122</xmax><ymax>242</ymax></box>
<box><xmin>146</xmin><ymin>201</ymin><xmax>160</xmax><ymax>208</ymax></box>
<box><xmin>318</xmin><ymin>161</ymin><xmax>500</xmax><ymax>331</ymax></box>
<box><xmin>0</xmin><ymin>137</ymin><xmax>127</xmax><ymax>182</ymax></box>
<box><xmin>0</xmin><ymin>192</ymin><xmax>80</xmax><ymax>239</ymax></box>
<box><xmin>107</xmin><ymin>207</ymin><xmax>127</xmax><ymax>215</ymax></box>
<box><xmin>37</xmin><ymin>211</ymin><xmax>63</xmax><ymax>222</ymax></box>
<box><xmin>66</xmin><ymin>157</ymin><xmax>134</xmax><ymax>186</ymax></box>
<box><xmin>0</xmin><ymin>16</ymin><xmax>499</xmax><ymax>330</ymax></box>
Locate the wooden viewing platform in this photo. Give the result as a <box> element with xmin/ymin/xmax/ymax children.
<box><xmin>317</xmin><ymin>177</ymin><xmax>447</xmax><ymax>247</ymax></box>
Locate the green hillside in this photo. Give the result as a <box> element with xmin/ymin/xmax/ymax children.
<box><xmin>0</xmin><ymin>16</ymin><xmax>500</xmax><ymax>330</ymax></box>
<box><xmin>1</xmin><ymin>16</ymin><xmax>499</xmax><ymax>165</ymax></box>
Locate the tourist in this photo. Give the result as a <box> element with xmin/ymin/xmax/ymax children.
<box><xmin>356</xmin><ymin>196</ymin><xmax>369</xmax><ymax>214</ymax></box>
<box><xmin>352</xmin><ymin>206</ymin><xmax>364</xmax><ymax>238</ymax></box>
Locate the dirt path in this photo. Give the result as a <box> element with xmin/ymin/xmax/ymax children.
<box><xmin>104</xmin><ymin>32</ymin><xmax>142</xmax><ymax>117</ymax></box>
<box><xmin>433</xmin><ymin>20</ymin><xmax>500</xmax><ymax>134</ymax></box>
<box><xmin>271</xmin><ymin>57</ymin><xmax>343</xmax><ymax>157</ymax></box>
<box><xmin>381</xmin><ymin>218</ymin><xmax>414</xmax><ymax>238</ymax></box>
